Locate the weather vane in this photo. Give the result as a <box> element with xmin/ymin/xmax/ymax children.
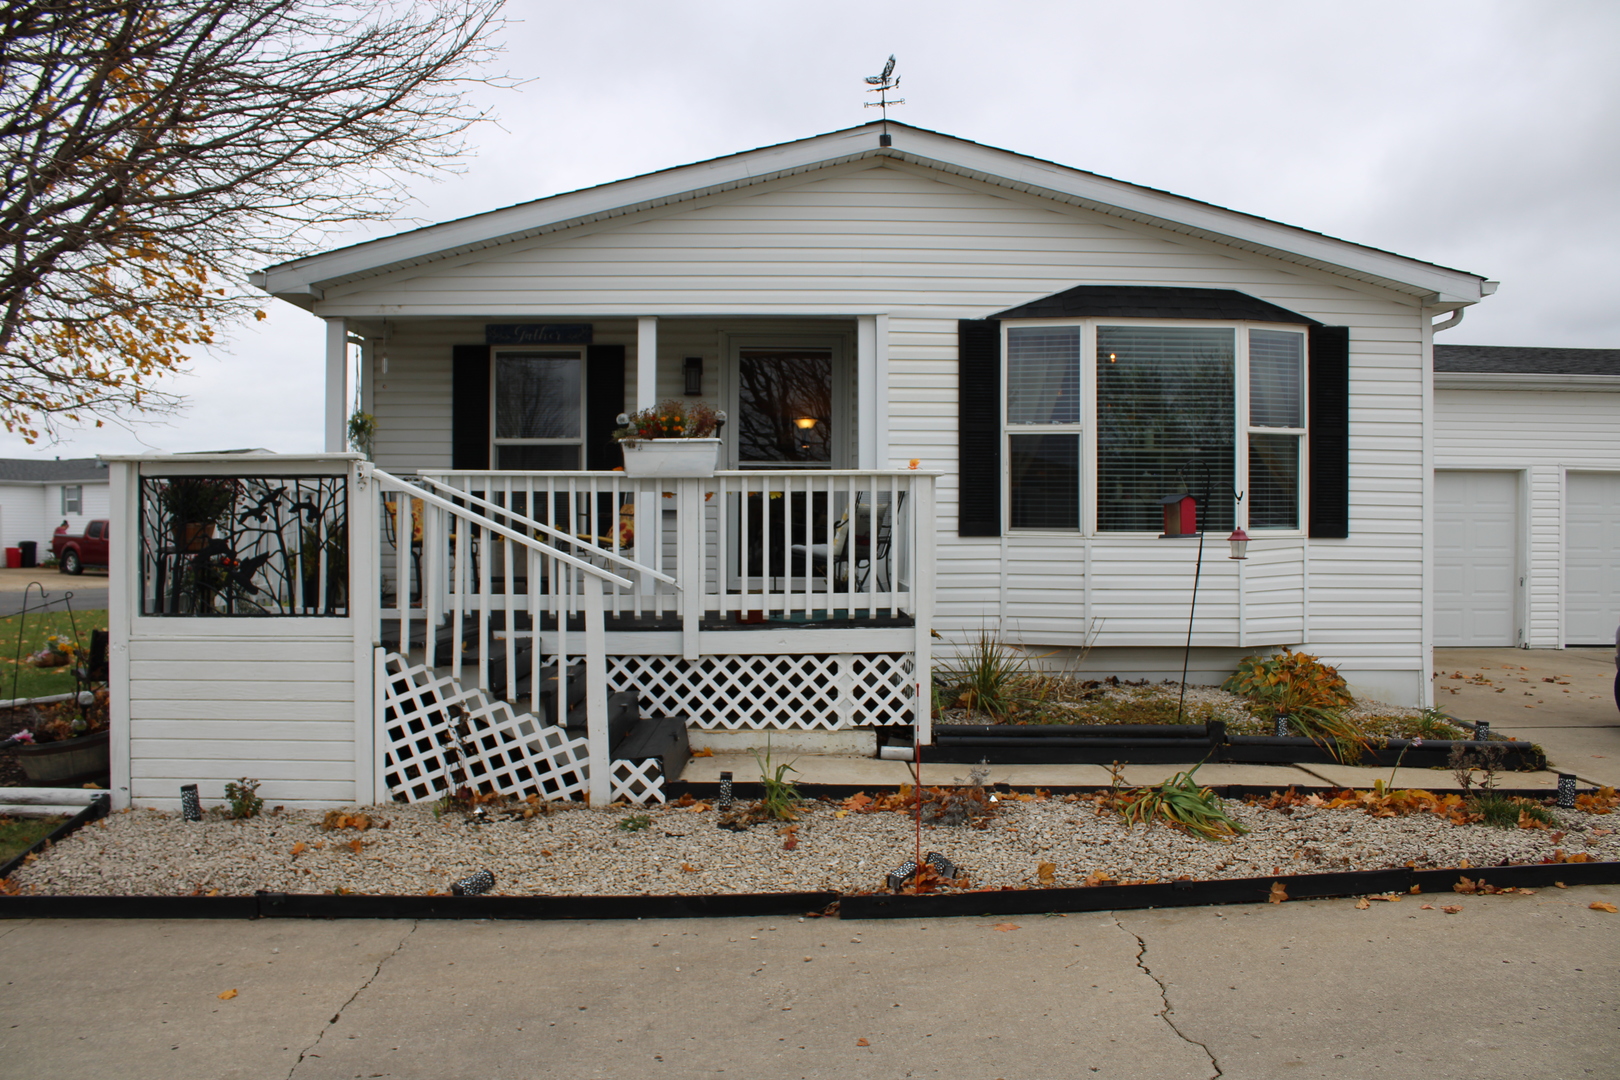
<box><xmin>864</xmin><ymin>54</ymin><xmax>904</xmax><ymax>123</ymax></box>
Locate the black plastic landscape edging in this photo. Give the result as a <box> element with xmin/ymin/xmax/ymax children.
<box><xmin>0</xmin><ymin>794</ymin><xmax>109</xmax><ymax>881</ymax></box>
<box><xmin>2</xmin><ymin>864</ymin><xmax>1614</xmax><ymax>922</ymax></box>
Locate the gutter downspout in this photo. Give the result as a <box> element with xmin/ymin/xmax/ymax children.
<box><xmin>1430</xmin><ymin>308</ymin><xmax>1465</xmax><ymax>334</ymax></box>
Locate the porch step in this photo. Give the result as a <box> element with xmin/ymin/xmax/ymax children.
<box><xmin>612</xmin><ymin>713</ymin><xmax>690</xmax><ymax>782</ymax></box>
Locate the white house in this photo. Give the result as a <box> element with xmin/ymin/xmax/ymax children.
<box><xmin>0</xmin><ymin>457</ymin><xmax>110</xmax><ymax>564</ymax></box>
<box><xmin>107</xmin><ymin>121</ymin><xmax>1499</xmax><ymax>810</ymax></box>
<box><xmin>1433</xmin><ymin>344</ymin><xmax>1620</xmax><ymax>648</ymax></box>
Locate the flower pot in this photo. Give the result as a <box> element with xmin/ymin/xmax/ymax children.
<box><xmin>619</xmin><ymin>438</ymin><xmax>721</xmax><ymax>478</ymax></box>
<box><xmin>175</xmin><ymin>522</ymin><xmax>215</xmax><ymax>552</ymax></box>
<box><xmin>14</xmin><ymin>728</ymin><xmax>110</xmax><ymax>785</ymax></box>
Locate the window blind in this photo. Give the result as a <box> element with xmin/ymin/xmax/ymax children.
<box><xmin>1007</xmin><ymin>327</ymin><xmax>1081</xmax><ymax>424</ymax></box>
<box><xmin>1097</xmin><ymin>327</ymin><xmax>1235</xmax><ymax>532</ymax></box>
<box><xmin>1250</xmin><ymin>329</ymin><xmax>1303</xmax><ymax>427</ymax></box>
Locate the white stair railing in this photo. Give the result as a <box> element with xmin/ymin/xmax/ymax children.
<box><xmin>371</xmin><ymin>466</ymin><xmax>671</xmax><ymax>805</ymax></box>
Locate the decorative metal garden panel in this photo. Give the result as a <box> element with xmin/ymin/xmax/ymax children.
<box><xmin>138</xmin><ymin>475</ymin><xmax>349</xmax><ymax>616</ymax></box>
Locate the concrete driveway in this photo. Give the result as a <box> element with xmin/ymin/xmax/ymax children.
<box><xmin>2</xmin><ymin>884</ymin><xmax>1616</xmax><ymax>1080</ymax></box>
<box><xmin>1436</xmin><ymin>646</ymin><xmax>1620</xmax><ymax>789</ymax></box>
<box><xmin>0</xmin><ymin>565</ymin><xmax>107</xmax><ymax>619</ymax></box>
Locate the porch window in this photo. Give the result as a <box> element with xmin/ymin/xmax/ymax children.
<box><xmin>492</xmin><ymin>350</ymin><xmax>583</xmax><ymax>469</ymax></box>
<box><xmin>735</xmin><ymin>347</ymin><xmax>834</xmax><ymax>466</ymax></box>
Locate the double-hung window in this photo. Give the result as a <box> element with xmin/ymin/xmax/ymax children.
<box><xmin>491</xmin><ymin>350</ymin><xmax>584</xmax><ymax>469</ymax></box>
<box><xmin>62</xmin><ymin>485</ymin><xmax>82</xmax><ymax>515</ymax></box>
<box><xmin>1002</xmin><ymin>321</ymin><xmax>1306</xmax><ymax>534</ymax></box>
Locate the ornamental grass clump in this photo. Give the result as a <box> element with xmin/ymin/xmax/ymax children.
<box><xmin>1221</xmin><ymin>649</ymin><xmax>1372</xmax><ymax>763</ymax></box>
<box><xmin>1112</xmin><ymin>764</ymin><xmax>1248</xmax><ymax>841</ymax></box>
<box><xmin>935</xmin><ymin>625</ymin><xmax>1037</xmax><ymax>722</ymax></box>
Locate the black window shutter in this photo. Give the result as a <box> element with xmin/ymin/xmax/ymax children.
<box><xmin>585</xmin><ymin>344</ymin><xmax>626</xmax><ymax>471</ymax></box>
<box><xmin>958</xmin><ymin>319</ymin><xmax>1002</xmax><ymax>537</ymax></box>
<box><xmin>451</xmin><ymin>344</ymin><xmax>490</xmax><ymax>470</ymax></box>
<box><xmin>1307</xmin><ymin>325</ymin><xmax>1350</xmax><ymax>538</ymax></box>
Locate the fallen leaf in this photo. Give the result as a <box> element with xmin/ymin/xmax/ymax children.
<box><xmin>1420</xmin><ymin>904</ymin><xmax>1434</xmax><ymax>910</ymax></box>
<box><xmin>691</xmin><ymin>747</ymin><xmax>714</xmax><ymax>758</ymax></box>
<box><xmin>1409</xmin><ymin>884</ymin><xmax>1422</xmax><ymax>894</ymax></box>
<box><xmin>1355</xmin><ymin>897</ymin><xmax>1371</xmax><ymax>909</ymax></box>
<box><xmin>1453</xmin><ymin>876</ymin><xmax>1479</xmax><ymax>895</ymax></box>
<box><xmin>1037</xmin><ymin>862</ymin><xmax>1056</xmax><ymax>886</ymax></box>
<box><xmin>856</xmin><ymin>1038</ymin><xmax>870</xmax><ymax>1047</ymax></box>
<box><xmin>1555</xmin><ymin>881</ymin><xmax>1568</xmax><ymax>889</ymax></box>
<box><xmin>994</xmin><ymin>923</ymin><xmax>1020</xmax><ymax>932</ymax></box>
<box><xmin>1369</xmin><ymin>894</ymin><xmax>1402</xmax><ymax>902</ymax></box>
<box><xmin>1268</xmin><ymin>882</ymin><xmax>1288</xmax><ymax>904</ymax></box>
<box><xmin>218</xmin><ymin>989</ymin><xmax>238</xmax><ymax>1000</ymax></box>
<box><xmin>1442</xmin><ymin>905</ymin><xmax>1463</xmax><ymax>914</ymax></box>
<box><xmin>681</xmin><ymin>862</ymin><xmax>699</xmax><ymax>873</ymax></box>
<box><xmin>289</xmin><ymin>842</ymin><xmax>306</xmax><ymax>857</ymax></box>
<box><xmin>347</xmin><ymin>839</ymin><xmax>364</xmax><ymax>854</ymax></box>
<box><xmin>1590</xmin><ymin>902</ymin><xmax>1618</xmax><ymax>913</ymax></box>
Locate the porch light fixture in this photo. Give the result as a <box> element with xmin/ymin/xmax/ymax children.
<box><xmin>793</xmin><ymin>416</ymin><xmax>820</xmax><ymax>430</ymax></box>
<box><xmin>683</xmin><ymin>357</ymin><xmax>703</xmax><ymax>396</ymax></box>
<box><xmin>1226</xmin><ymin>527</ymin><xmax>1250</xmax><ymax>560</ymax></box>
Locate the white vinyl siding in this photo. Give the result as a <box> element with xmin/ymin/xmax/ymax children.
<box><xmin>1435</xmin><ymin>387</ymin><xmax>1620</xmax><ymax>648</ymax></box>
<box><xmin>343</xmin><ymin>161</ymin><xmax>1428</xmax><ymax>703</ymax></box>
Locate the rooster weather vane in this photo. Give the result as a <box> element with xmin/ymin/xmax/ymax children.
<box><xmin>864</xmin><ymin>54</ymin><xmax>904</xmax><ymax>121</ymax></box>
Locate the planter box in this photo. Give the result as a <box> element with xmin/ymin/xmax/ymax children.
<box><xmin>14</xmin><ymin>729</ymin><xmax>110</xmax><ymax>785</ymax></box>
<box><xmin>620</xmin><ymin>438</ymin><xmax>720</xmax><ymax>478</ymax></box>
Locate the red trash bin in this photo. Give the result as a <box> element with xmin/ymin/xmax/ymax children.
<box><xmin>4</xmin><ymin>547</ymin><xmax>19</xmax><ymax>568</ymax></box>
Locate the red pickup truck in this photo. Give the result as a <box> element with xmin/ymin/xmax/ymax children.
<box><xmin>53</xmin><ymin>520</ymin><xmax>110</xmax><ymax>575</ymax></box>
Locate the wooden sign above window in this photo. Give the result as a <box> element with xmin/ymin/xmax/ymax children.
<box><xmin>485</xmin><ymin>323</ymin><xmax>593</xmax><ymax>345</ymax></box>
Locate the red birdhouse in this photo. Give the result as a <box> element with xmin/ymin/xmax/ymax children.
<box><xmin>1160</xmin><ymin>493</ymin><xmax>1198</xmax><ymax>537</ymax></box>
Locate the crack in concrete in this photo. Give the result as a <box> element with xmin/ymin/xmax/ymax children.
<box><xmin>287</xmin><ymin>920</ymin><xmax>417</xmax><ymax>1079</ymax></box>
<box><xmin>1113</xmin><ymin>914</ymin><xmax>1221</xmax><ymax>1079</ymax></box>
<box><xmin>0</xmin><ymin>919</ymin><xmax>31</xmax><ymax>944</ymax></box>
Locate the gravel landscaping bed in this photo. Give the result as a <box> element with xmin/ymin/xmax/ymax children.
<box><xmin>8</xmin><ymin>793</ymin><xmax>1615</xmax><ymax>898</ymax></box>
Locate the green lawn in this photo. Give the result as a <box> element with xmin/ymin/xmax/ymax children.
<box><xmin>0</xmin><ymin>815</ymin><xmax>67</xmax><ymax>866</ymax></box>
<box><xmin>0</xmin><ymin>608</ymin><xmax>106</xmax><ymax>702</ymax></box>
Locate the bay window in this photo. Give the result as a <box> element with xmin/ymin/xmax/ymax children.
<box><xmin>1000</xmin><ymin>320</ymin><xmax>1306</xmax><ymax>534</ymax></box>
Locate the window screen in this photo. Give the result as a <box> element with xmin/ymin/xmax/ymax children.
<box><xmin>1096</xmin><ymin>327</ymin><xmax>1235</xmax><ymax>532</ymax></box>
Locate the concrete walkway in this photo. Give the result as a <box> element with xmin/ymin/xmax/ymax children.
<box><xmin>2</xmin><ymin>886</ymin><xmax>1615</xmax><ymax>1080</ymax></box>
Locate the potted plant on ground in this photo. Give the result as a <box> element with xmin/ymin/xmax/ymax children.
<box><xmin>612</xmin><ymin>400</ymin><xmax>723</xmax><ymax>477</ymax></box>
<box><xmin>6</xmin><ymin>686</ymin><xmax>111</xmax><ymax>786</ymax></box>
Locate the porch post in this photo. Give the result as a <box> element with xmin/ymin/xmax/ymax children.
<box><xmin>324</xmin><ymin>317</ymin><xmax>348</xmax><ymax>453</ymax></box>
<box><xmin>861</xmin><ymin>312</ymin><xmax>874</xmax><ymax>466</ymax></box>
<box><xmin>636</xmin><ymin>316</ymin><xmax>658</xmax><ymax>411</ymax></box>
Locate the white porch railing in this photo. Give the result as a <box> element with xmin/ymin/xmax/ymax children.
<box><xmin>371</xmin><ymin>466</ymin><xmax>665</xmax><ymax>804</ymax></box>
<box><xmin>375</xmin><ymin>468</ymin><xmax>935</xmax><ymax>742</ymax></box>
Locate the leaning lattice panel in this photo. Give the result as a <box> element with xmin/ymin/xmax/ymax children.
<box><xmin>379</xmin><ymin>651</ymin><xmax>592</xmax><ymax>804</ymax></box>
<box><xmin>610</xmin><ymin>758</ymin><xmax>667</xmax><ymax>805</ymax></box>
<box><xmin>605</xmin><ymin>652</ymin><xmax>915</xmax><ymax>730</ymax></box>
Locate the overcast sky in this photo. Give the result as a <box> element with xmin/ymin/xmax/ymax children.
<box><xmin>7</xmin><ymin>0</ymin><xmax>1616</xmax><ymax>460</ymax></box>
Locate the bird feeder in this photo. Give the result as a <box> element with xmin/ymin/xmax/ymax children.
<box><xmin>1159</xmin><ymin>493</ymin><xmax>1198</xmax><ymax>538</ymax></box>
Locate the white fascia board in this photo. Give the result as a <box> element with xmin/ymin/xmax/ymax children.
<box><xmin>256</xmin><ymin>123</ymin><xmax>1488</xmax><ymax>306</ymax></box>
<box><xmin>1435</xmin><ymin>372</ymin><xmax>1620</xmax><ymax>392</ymax></box>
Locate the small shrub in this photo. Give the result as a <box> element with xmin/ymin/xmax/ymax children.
<box><xmin>223</xmin><ymin>778</ymin><xmax>264</xmax><ymax>820</ymax></box>
<box><xmin>617</xmin><ymin>813</ymin><xmax>652</xmax><ymax>832</ymax></box>
<box><xmin>1222</xmin><ymin>649</ymin><xmax>1354</xmax><ymax>711</ymax></box>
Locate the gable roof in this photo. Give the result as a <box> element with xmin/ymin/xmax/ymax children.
<box><xmin>253</xmin><ymin>122</ymin><xmax>1493</xmax><ymax>311</ymax></box>
<box><xmin>1434</xmin><ymin>344</ymin><xmax>1620</xmax><ymax>376</ymax></box>
<box><xmin>0</xmin><ymin>457</ymin><xmax>108</xmax><ymax>484</ymax></box>
<box><xmin>992</xmin><ymin>286</ymin><xmax>1321</xmax><ymax>325</ymax></box>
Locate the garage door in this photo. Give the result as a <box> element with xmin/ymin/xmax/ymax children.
<box><xmin>1566</xmin><ymin>471</ymin><xmax>1620</xmax><ymax>645</ymax></box>
<box><xmin>1435</xmin><ymin>470</ymin><xmax>1518</xmax><ymax>647</ymax></box>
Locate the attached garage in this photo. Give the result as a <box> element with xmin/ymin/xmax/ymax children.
<box><xmin>1433</xmin><ymin>344</ymin><xmax>1620</xmax><ymax>650</ymax></box>
<box><xmin>1565</xmin><ymin>471</ymin><xmax>1620</xmax><ymax>645</ymax></box>
<box><xmin>1435</xmin><ymin>470</ymin><xmax>1520</xmax><ymax>647</ymax></box>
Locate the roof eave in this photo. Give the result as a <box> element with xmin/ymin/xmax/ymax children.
<box><xmin>1435</xmin><ymin>372</ymin><xmax>1620</xmax><ymax>392</ymax></box>
<box><xmin>256</xmin><ymin>123</ymin><xmax>1489</xmax><ymax>307</ymax></box>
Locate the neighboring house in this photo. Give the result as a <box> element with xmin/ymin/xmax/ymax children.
<box><xmin>248</xmin><ymin>120</ymin><xmax>1498</xmax><ymax>707</ymax></box>
<box><xmin>0</xmin><ymin>457</ymin><xmax>110</xmax><ymax>560</ymax></box>
<box><xmin>1433</xmin><ymin>345</ymin><xmax>1620</xmax><ymax>648</ymax></box>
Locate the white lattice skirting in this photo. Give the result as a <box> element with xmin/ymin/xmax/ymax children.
<box><xmin>605</xmin><ymin>652</ymin><xmax>916</xmax><ymax>730</ymax></box>
<box><xmin>380</xmin><ymin>651</ymin><xmax>595</xmax><ymax>804</ymax></box>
